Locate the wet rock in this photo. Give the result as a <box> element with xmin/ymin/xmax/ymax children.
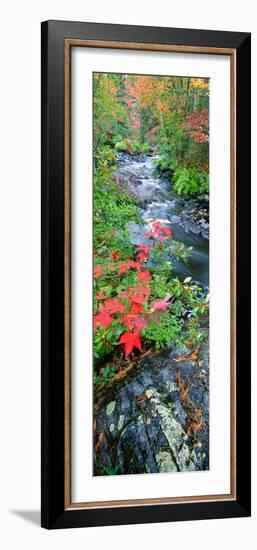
<box><xmin>94</xmin><ymin>344</ymin><xmax>209</xmax><ymax>476</ymax></box>
<box><xmin>179</xmin><ymin>204</ymin><xmax>209</xmax><ymax>239</ymax></box>
<box><xmin>198</xmin><ymin>194</ymin><xmax>209</xmax><ymax>204</ymax></box>
<box><xmin>116</xmin><ymin>154</ymin><xmax>209</xmax><ymax>239</ymax></box>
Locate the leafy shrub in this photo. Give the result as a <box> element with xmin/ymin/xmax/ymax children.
<box><xmin>142</xmin><ymin>313</ymin><xmax>183</xmax><ymax>349</ymax></box>
<box><xmin>114</xmin><ymin>139</ymin><xmax>129</xmax><ymax>152</ymax></box>
<box><xmin>93</xmin><ymin>365</ymin><xmax>116</xmax><ymax>385</ymax></box>
<box><xmin>173</xmin><ymin>167</ymin><xmax>209</xmax><ymax>196</ymax></box>
<box><xmin>140</xmin><ymin>142</ymin><xmax>150</xmax><ymax>154</ymax></box>
<box><xmin>154</xmin><ymin>154</ymin><xmax>174</xmax><ymax>174</ymax></box>
<box><xmin>93</xmin><ymin>168</ymin><xmax>209</xmax><ymax>381</ymax></box>
<box><xmin>94</xmin><ymin>146</ymin><xmax>117</xmax><ymax>167</ymax></box>
<box><xmin>115</xmin><ymin>139</ymin><xmax>150</xmax><ymax>154</ymax></box>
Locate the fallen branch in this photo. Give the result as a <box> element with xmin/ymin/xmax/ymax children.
<box><xmin>94</xmin><ymin>347</ymin><xmax>155</xmax><ymax>407</ymax></box>
<box><xmin>174</xmin><ymin>344</ymin><xmax>200</xmax><ymax>363</ymax></box>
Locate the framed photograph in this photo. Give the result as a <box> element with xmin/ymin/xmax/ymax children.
<box><xmin>41</xmin><ymin>20</ymin><xmax>251</xmax><ymax>529</ymax></box>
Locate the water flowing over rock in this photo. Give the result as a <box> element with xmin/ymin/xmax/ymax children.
<box><xmin>94</xmin><ymin>344</ymin><xmax>209</xmax><ymax>475</ymax></box>
<box><xmin>115</xmin><ymin>153</ymin><xmax>209</xmax><ymax>286</ymax></box>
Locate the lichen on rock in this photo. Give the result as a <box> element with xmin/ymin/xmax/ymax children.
<box><xmin>106</xmin><ymin>401</ymin><xmax>116</xmax><ymax>416</ymax></box>
<box><xmin>94</xmin><ymin>344</ymin><xmax>209</xmax><ymax>476</ymax></box>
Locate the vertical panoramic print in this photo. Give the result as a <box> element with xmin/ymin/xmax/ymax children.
<box><xmin>93</xmin><ymin>73</ymin><xmax>209</xmax><ymax>476</ymax></box>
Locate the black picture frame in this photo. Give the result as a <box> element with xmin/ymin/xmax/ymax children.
<box><xmin>41</xmin><ymin>20</ymin><xmax>251</xmax><ymax>529</ymax></box>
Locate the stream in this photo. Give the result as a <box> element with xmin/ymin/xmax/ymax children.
<box><xmin>116</xmin><ymin>152</ymin><xmax>209</xmax><ymax>287</ymax></box>
<box><xmin>94</xmin><ymin>153</ymin><xmax>209</xmax><ymax>476</ymax></box>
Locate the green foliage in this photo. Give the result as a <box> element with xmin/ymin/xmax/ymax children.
<box><xmin>142</xmin><ymin>314</ymin><xmax>183</xmax><ymax>349</ymax></box>
<box><xmin>114</xmin><ymin>140</ymin><xmax>129</xmax><ymax>152</ymax></box>
<box><xmin>157</xmin><ymin>121</ymin><xmax>190</xmax><ymax>164</ymax></box>
<box><xmin>154</xmin><ymin>154</ymin><xmax>173</xmax><ymax>174</ymax></box>
<box><xmin>94</xmin><ymin>165</ymin><xmax>141</xmax><ymax>243</ymax></box>
<box><xmin>93</xmin><ymin>319</ymin><xmax>124</xmax><ymax>363</ymax></box>
<box><xmin>141</xmin><ymin>276</ymin><xmax>208</xmax><ymax>349</ymax></box>
<box><xmin>93</xmin><ymin>364</ymin><xmax>116</xmax><ymax>385</ymax></box>
<box><xmin>93</xmin><ymin>166</ymin><xmax>143</xmax><ymax>369</ymax></box>
<box><xmin>173</xmin><ymin>167</ymin><xmax>209</xmax><ymax>196</ymax></box>
<box><xmin>185</xmin><ymin>317</ymin><xmax>209</xmax><ymax>346</ymax></box>
<box><xmin>93</xmin><ymin>73</ymin><xmax>129</xmax><ymax>155</ymax></box>
<box><xmin>94</xmin><ymin>146</ymin><xmax>117</xmax><ymax>167</ymax></box>
<box><xmin>115</xmin><ymin>138</ymin><xmax>150</xmax><ymax>154</ymax></box>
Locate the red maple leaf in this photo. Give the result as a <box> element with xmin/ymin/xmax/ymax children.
<box><xmin>102</xmin><ymin>299</ymin><xmax>125</xmax><ymax>314</ymax></box>
<box><xmin>118</xmin><ymin>290</ymin><xmax>131</xmax><ymax>299</ymax></box>
<box><xmin>118</xmin><ymin>261</ymin><xmax>141</xmax><ymax>275</ymax></box>
<box><xmin>136</xmin><ymin>244</ymin><xmax>153</xmax><ymax>253</ymax></box>
<box><xmin>145</xmin><ymin>224</ymin><xmax>162</xmax><ymax>238</ymax></box>
<box><xmin>130</xmin><ymin>302</ymin><xmax>144</xmax><ymax>315</ymax></box>
<box><xmin>94</xmin><ymin>266</ymin><xmax>102</xmax><ymax>278</ymax></box>
<box><xmin>112</xmin><ymin>250</ymin><xmax>119</xmax><ymax>260</ymax></box>
<box><xmin>137</xmin><ymin>251</ymin><xmax>149</xmax><ymax>262</ymax></box>
<box><xmin>137</xmin><ymin>270</ymin><xmax>151</xmax><ymax>283</ymax></box>
<box><xmin>145</xmin><ymin>220</ymin><xmax>172</xmax><ymax>241</ymax></box>
<box><xmin>118</xmin><ymin>264</ymin><xmax>127</xmax><ymax>275</ymax></box>
<box><xmin>134</xmin><ymin>316</ymin><xmax>148</xmax><ymax>333</ymax></box>
<box><xmin>120</xmin><ymin>314</ymin><xmax>135</xmax><ymax>330</ymax></box>
<box><xmin>183</xmin><ymin>109</ymin><xmax>209</xmax><ymax>143</ymax></box>
<box><xmin>118</xmin><ymin>331</ymin><xmax>142</xmax><ymax>357</ymax></box>
<box><xmin>94</xmin><ymin>312</ymin><xmax>114</xmax><ymax>330</ymax></box>
<box><xmin>120</xmin><ymin>314</ymin><xmax>148</xmax><ymax>332</ymax></box>
<box><xmin>152</xmin><ymin>295</ymin><xmax>171</xmax><ymax>311</ymax></box>
<box><xmin>161</xmin><ymin>227</ymin><xmax>172</xmax><ymax>238</ymax></box>
<box><xmin>129</xmin><ymin>284</ymin><xmax>151</xmax><ymax>295</ymax></box>
<box><xmin>129</xmin><ymin>294</ymin><xmax>147</xmax><ymax>304</ymax></box>
<box><xmin>151</xmin><ymin>220</ymin><xmax>162</xmax><ymax>229</ymax></box>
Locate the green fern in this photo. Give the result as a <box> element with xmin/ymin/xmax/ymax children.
<box><xmin>173</xmin><ymin>167</ymin><xmax>209</xmax><ymax>196</ymax></box>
